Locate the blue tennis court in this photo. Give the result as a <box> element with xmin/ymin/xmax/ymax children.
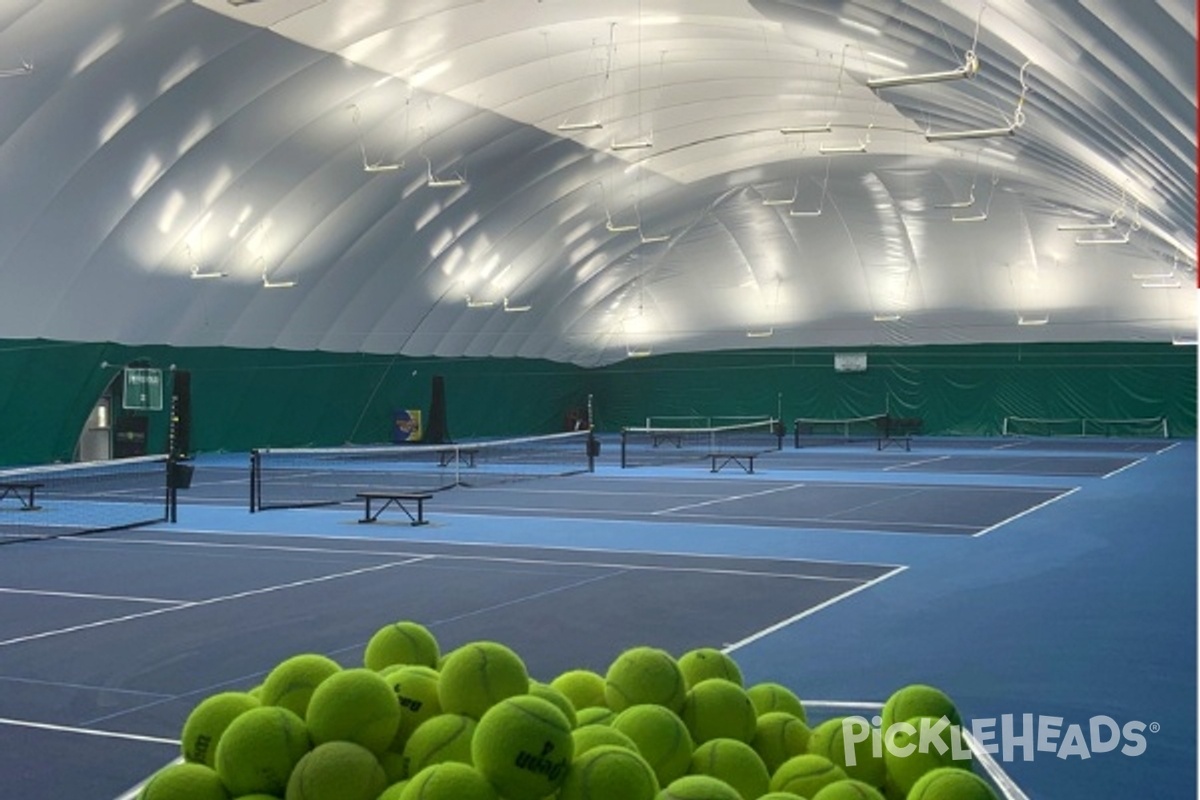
<box><xmin>0</xmin><ymin>434</ymin><xmax>1193</xmax><ymax>799</ymax></box>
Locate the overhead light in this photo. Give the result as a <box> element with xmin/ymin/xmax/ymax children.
<box><xmin>873</xmin><ymin>313</ymin><xmax>902</xmax><ymax>322</ymax></box>
<box><xmin>425</xmin><ymin>156</ymin><xmax>466</xmax><ymax>188</ymax></box>
<box><xmin>465</xmin><ymin>295</ymin><xmax>495</xmax><ymax>308</ymax></box>
<box><xmin>626</xmin><ymin>345</ymin><xmax>653</xmax><ymax>358</ymax></box>
<box><xmin>611</xmin><ymin>138</ymin><xmax>653</xmax><ymax>151</ymax></box>
<box><xmin>868</xmin><ymin>52</ymin><xmax>979</xmax><ymax>90</ymax></box>
<box><xmin>1057</xmin><ymin>219</ymin><xmax>1117</xmax><ymax>231</ymax></box>
<box><xmin>1140</xmin><ymin>280</ymin><xmax>1182</xmax><ymax>289</ymax></box>
<box><xmin>190</xmin><ymin>265</ymin><xmax>226</xmax><ymax>280</ymax></box>
<box><xmin>227</xmin><ymin>0</ymin><xmax>260</xmax><ymax>6</ymax></box>
<box><xmin>746</xmin><ymin>328</ymin><xmax>774</xmax><ymax>338</ymax></box>
<box><xmin>820</xmin><ymin>140</ymin><xmax>868</xmax><ymax>154</ymax></box>
<box><xmin>262</xmin><ymin>275</ymin><xmax>296</xmax><ymax>289</ymax></box>
<box><xmin>1172</xmin><ymin>335</ymin><xmax>1197</xmax><ymax>346</ymax></box>
<box><xmin>0</xmin><ymin>59</ymin><xmax>33</xmax><ymax>78</ymax></box>
<box><xmin>951</xmin><ymin>212</ymin><xmax>988</xmax><ymax>223</ymax></box>
<box><xmin>926</xmin><ymin>125</ymin><xmax>1016</xmax><ymax>143</ymax></box>
<box><xmin>363</xmin><ymin>161</ymin><xmax>401</xmax><ymax>173</ymax></box>
<box><xmin>1017</xmin><ymin>315</ymin><xmax>1049</xmax><ymax>326</ymax></box>
<box><xmin>1131</xmin><ymin>270</ymin><xmax>1175</xmax><ymax>280</ymax></box>
<box><xmin>639</xmin><ymin>230</ymin><xmax>670</xmax><ymax>244</ymax></box>
<box><xmin>780</xmin><ymin>124</ymin><xmax>832</xmax><ymax>135</ymax></box>
<box><xmin>606</xmin><ymin>218</ymin><xmax>638</xmax><ymax>233</ymax></box>
<box><xmin>557</xmin><ymin>120</ymin><xmax>603</xmax><ymax>132</ymax></box>
<box><xmin>503</xmin><ymin>297</ymin><xmax>531</xmax><ymax>312</ymax></box>
<box><xmin>926</xmin><ymin>61</ymin><xmax>1033</xmax><ymax>143</ymax></box>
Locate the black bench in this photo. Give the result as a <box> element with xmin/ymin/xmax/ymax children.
<box><xmin>356</xmin><ymin>492</ymin><xmax>432</xmax><ymax>526</ymax></box>
<box><xmin>0</xmin><ymin>482</ymin><xmax>42</xmax><ymax>510</ymax></box>
<box><xmin>877</xmin><ymin>416</ymin><xmax>922</xmax><ymax>452</ymax></box>
<box><xmin>709</xmin><ymin>453</ymin><xmax>757</xmax><ymax>474</ymax></box>
<box><xmin>437</xmin><ymin>448</ymin><xmax>479</xmax><ymax>468</ymax></box>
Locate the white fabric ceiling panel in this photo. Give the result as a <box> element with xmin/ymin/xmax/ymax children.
<box><xmin>0</xmin><ymin>0</ymin><xmax>1190</xmax><ymax>365</ymax></box>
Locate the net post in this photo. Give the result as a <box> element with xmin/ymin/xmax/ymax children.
<box><xmin>793</xmin><ymin>419</ymin><xmax>800</xmax><ymax>449</ymax></box>
<box><xmin>249</xmin><ymin>449</ymin><xmax>259</xmax><ymax>512</ymax></box>
<box><xmin>620</xmin><ymin>429</ymin><xmax>628</xmax><ymax>468</ymax></box>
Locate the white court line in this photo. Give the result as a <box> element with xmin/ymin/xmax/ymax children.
<box><xmin>0</xmin><ymin>587</ymin><xmax>183</xmax><ymax>605</ymax></box>
<box><xmin>0</xmin><ymin>675</ymin><xmax>171</xmax><ymax>698</ymax></box>
<box><xmin>118</xmin><ymin>529</ymin><xmax>903</xmax><ymax>570</ymax></box>
<box><xmin>1101</xmin><ymin>456</ymin><xmax>1146</xmax><ymax>479</ymax></box>
<box><xmin>0</xmin><ymin>717</ymin><xmax>178</xmax><ymax>746</ymax></box>
<box><xmin>971</xmin><ymin>487</ymin><xmax>1080</xmax><ymax>538</ymax></box>
<box><xmin>653</xmin><ymin>483</ymin><xmax>805</xmax><ymax>514</ymax></box>
<box><xmin>0</xmin><ymin>557</ymin><xmax>429</xmax><ymax>649</ymax></box>
<box><xmin>74</xmin><ymin>536</ymin><xmax>881</xmax><ymax>584</ymax></box>
<box><xmin>721</xmin><ymin>566</ymin><xmax>906</xmax><ymax>652</ymax></box>
<box><xmin>883</xmin><ymin>455</ymin><xmax>950</xmax><ymax>471</ymax></box>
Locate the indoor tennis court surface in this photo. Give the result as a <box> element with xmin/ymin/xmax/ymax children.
<box><xmin>0</xmin><ymin>435</ymin><xmax>1194</xmax><ymax>800</ymax></box>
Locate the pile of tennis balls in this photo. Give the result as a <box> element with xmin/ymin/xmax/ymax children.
<box><xmin>138</xmin><ymin>620</ymin><xmax>1001</xmax><ymax>800</ymax></box>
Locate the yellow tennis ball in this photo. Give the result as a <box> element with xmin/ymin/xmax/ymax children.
<box><xmin>383</xmin><ymin>665</ymin><xmax>442</xmax><ymax>750</ymax></box>
<box><xmin>378</xmin><ymin>781</ymin><xmax>409</xmax><ymax>800</ymax></box>
<box><xmin>401</xmin><ymin>713</ymin><xmax>477</xmax><ymax>778</ymax></box>
<box><xmin>677</xmin><ymin>648</ymin><xmax>744</xmax><ymax>688</ymax></box>
<box><xmin>138</xmin><ymin>762</ymin><xmax>227</xmax><ymax>800</ymax></box>
<box><xmin>438</xmin><ymin>641</ymin><xmax>529</xmax><ymax>719</ymax></box>
<box><xmin>180</xmin><ymin>691</ymin><xmax>260</xmax><ymax>767</ymax></box>
<box><xmin>810</xmin><ymin>778</ymin><xmax>887</xmax><ymax>800</ymax></box>
<box><xmin>605</xmin><ymin>646</ymin><xmax>687</xmax><ymax>713</ymax></box>
<box><xmin>399</xmin><ymin>762</ymin><xmax>498</xmax><ymax>800</ymax></box>
<box><xmin>364</xmin><ymin>621</ymin><xmax>440</xmax><ymax>671</ymax></box>
<box><xmin>572</xmin><ymin>723</ymin><xmax>639</xmax><ymax>757</ymax></box>
<box><xmin>260</xmin><ymin>653</ymin><xmax>342</xmax><ymax>718</ymax></box>
<box><xmin>550</xmin><ymin>669</ymin><xmax>608</xmax><ymax>710</ymax></box>
<box><xmin>306</xmin><ymin>668</ymin><xmax>401</xmax><ymax>755</ymax></box>
<box><xmin>471</xmin><ymin>694</ymin><xmax>574</xmax><ymax>800</ymax></box>
<box><xmin>880</xmin><ymin>685</ymin><xmax>961</xmax><ymax>731</ymax></box>
<box><xmin>559</xmin><ymin>744</ymin><xmax>660</xmax><ymax>800</ymax></box>
<box><xmin>769</xmin><ymin>754</ymin><xmax>847</xmax><ymax>798</ymax></box>
<box><xmin>286</xmin><ymin>740</ymin><xmax>388</xmax><ymax>800</ymax></box>
<box><xmin>680</xmin><ymin>679</ymin><xmax>758</xmax><ymax>745</ymax></box>
<box><xmin>657</xmin><ymin>774</ymin><xmax>743</xmax><ymax>800</ymax></box>
<box><xmin>906</xmin><ymin>766</ymin><xmax>998</xmax><ymax>799</ymax></box>
<box><xmin>746</xmin><ymin>682</ymin><xmax>807</xmax><ymax>723</ymax></box>
<box><xmin>530</xmin><ymin>680</ymin><xmax>578</xmax><ymax>728</ymax></box>
<box><xmin>576</xmin><ymin>706</ymin><xmax>617</xmax><ymax>727</ymax></box>
<box><xmin>611</xmin><ymin>704</ymin><xmax>695</xmax><ymax>786</ymax></box>
<box><xmin>751</xmin><ymin>711</ymin><xmax>811</xmax><ymax>773</ymax></box>
<box><xmin>690</xmin><ymin>737</ymin><xmax>770</xmax><ymax>800</ymax></box>
<box><xmin>808</xmin><ymin>717</ymin><xmax>886</xmax><ymax>787</ymax></box>
<box><xmin>215</xmin><ymin>705</ymin><xmax>311</xmax><ymax>797</ymax></box>
<box><xmin>882</xmin><ymin>715</ymin><xmax>971</xmax><ymax>794</ymax></box>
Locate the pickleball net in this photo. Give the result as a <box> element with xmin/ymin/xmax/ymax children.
<box><xmin>0</xmin><ymin>455</ymin><xmax>172</xmax><ymax>545</ymax></box>
<box><xmin>250</xmin><ymin>429</ymin><xmax>596</xmax><ymax>511</ymax></box>
<box><xmin>619</xmin><ymin>418</ymin><xmax>784</xmax><ymax>468</ymax></box>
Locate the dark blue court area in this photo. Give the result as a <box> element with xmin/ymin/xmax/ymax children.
<box><xmin>0</xmin><ymin>435</ymin><xmax>1194</xmax><ymax>800</ymax></box>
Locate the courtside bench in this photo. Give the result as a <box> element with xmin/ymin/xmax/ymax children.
<box><xmin>356</xmin><ymin>491</ymin><xmax>432</xmax><ymax>526</ymax></box>
<box><xmin>709</xmin><ymin>453</ymin><xmax>758</xmax><ymax>474</ymax></box>
<box><xmin>877</xmin><ymin>416</ymin><xmax>922</xmax><ymax>451</ymax></box>
<box><xmin>0</xmin><ymin>481</ymin><xmax>42</xmax><ymax>510</ymax></box>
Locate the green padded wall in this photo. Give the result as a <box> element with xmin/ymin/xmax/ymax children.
<box><xmin>0</xmin><ymin>339</ymin><xmax>1193</xmax><ymax>467</ymax></box>
<box><xmin>589</xmin><ymin>343</ymin><xmax>1197</xmax><ymax>437</ymax></box>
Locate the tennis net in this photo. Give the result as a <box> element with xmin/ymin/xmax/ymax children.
<box><xmin>793</xmin><ymin>414</ymin><xmax>889</xmax><ymax>447</ymax></box>
<box><xmin>0</xmin><ymin>455</ymin><xmax>172</xmax><ymax>545</ymax></box>
<box><xmin>1002</xmin><ymin>416</ymin><xmax>1169</xmax><ymax>438</ymax></box>
<box><xmin>250</xmin><ymin>430</ymin><xmax>596</xmax><ymax>512</ymax></box>
<box><xmin>620</xmin><ymin>419</ymin><xmax>783</xmax><ymax>468</ymax></box>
